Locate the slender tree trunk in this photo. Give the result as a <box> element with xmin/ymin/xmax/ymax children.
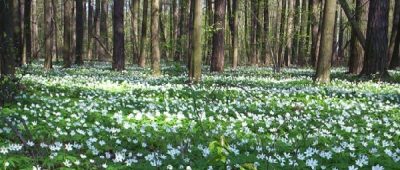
<box><xmin>75</xmin><ymin>0</ymin><xmax>84</xmax><ymax>65</ymax></box>
<box><xmin>189</xmin><ymin>0</ymin><xmax>202</xmax><ymax>82</ymax></box>
<box><xmin>171</xmin><ymin>0</ymin><xmax>179</xmax><ymax>61</ymax></box>
<box><xmin>112</xmin><ymin>0</ymin><xmax>125</xmax><ymax>71</ymax></box>
<box><xmin>24</xmin><ymin>0</ymin><xmax>32</xmax><ymax>64</ymax></box>
<box><xmin>63</xmin><ymin>0</ymin><xmax>73</xmax><ymax>67</ymax></box>
<box><xmin>298</xmin><ymin>0</ymin><xmax>308</xmax><ymax>66</ymax></box>
<box><xmin>87</xmin><ymin>0</ymin><xmax>94</xmax><ymax>61</ymax></box>
<box><xmin>285</xmin><ymin>0</ymin><xmax>294</xmax><ymax>66</ymax></box>
<box><xmin>360</xmin><ymin>0</ymin><xmax>390</xmax><ymax>77</ymax></box>
<box><xmin>250</xmin><ymin>0</ymin><xmax>259</xmax><ymax>66</ymax></box>
<box><xmin>92</xmin><ymin>0</ymin><xmax>101</xmax><ymax>61</ymax></box>
<box><xmin>262</xmin><ymin>0</ymin><xmax>270</xmax><ymax>66</ymax></box>
<box><xmin>315</xmin><ymin>0</ymin><xmax>336</xmax><ymax>83</ymax></box>
<box><xmin>99</xmin><ymin>0</ymin><xmax>108</xmax><ymax>61</ymax></box>
<box><xmin>310</xmin><ymin>0</ymin><xmax>320</xmax><ymax>67</ymax></box>
<box><xmin>13</xmin><ymin>0</ymin><xmax>22</xmax><ymax>67</ymax></box>
<box><xmin>230</xmin><ymin>0</ymin><xmax>239</xmax><ymax>69</ymax></box>
<box><xmin>139</xmin><ymin>0</ymin><xmax>149</xmax><ymax>67</ymax></box>
<box><xmin>151</xmin><ymin>0</ymin><xmax>161</xmax><ymax>75</ymax></box>
<box><xmin>44</xmin><ymin>0</ymin><xmax>53</xmax><ymax>70</ymax></box>
<box><xmin>210</xmin><ymin>0</ymin><xmax>226</xmax><ymax>72</ymax></box>
<box><xmin>348</xmin><ymin>0</ymin><xmax>368</xmax><ymax>74</ymax></box>
<box><xmin>131</xmin><ymin>0</ymin><xmax>139</xmax><ymax>64</ymax></box>
<box><xmin>31</xmin><ymin>0</ymin><xmax>39</xmax><ymax>60</ymax></box>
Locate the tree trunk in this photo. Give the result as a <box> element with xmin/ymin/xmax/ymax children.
<box><xmin>112</xmin><ymin>0</ymin><xmax>125</xmax><ymax>71</ymax></box>
<box><xmin>285</xmin><ymin>0</ymin><xmax>294</xmax><ymax>66</ymax></box>
<box><xmin>171</xmin><ymin>0</ymin><xmax>179</xmax><ymax>62</ymax></box>
<box><xmin>189</xmin><ymin>0</ymin><xmax>202</xmax><ymax>82</ymax></box>
<box><xmin>75</xmin><ymin>0</ymin><xmax>84</xmax><ymax>65</ymax></box>
<box><xmin>231</xmin><ymin>0</ymin><xmax>239</xmax><ymax>69</ymax></box>
<box><xmin>63</xmin><ymin>0</ymin><xmax>73</xmax><ymax>68</ymax></box>
<box><xmin>310</xmin><ymin>0</ymin><xmax>320</xmax><ymax>67</ymax></box>
<box><xmin>87</xmin><ymin>0</ymin><xmax>94</xmax><ymax>61</ymax></box>
<box><xmin>139</xmin><ymin>0</ymin><xmax>149</xmax><ymax>67</ymax></box>
<box><xmin>131</xmin><ymin>0</ymin><xmax>139</xmax><ymax>64</ymax></box>
<box><xmin>151</xmin><ymin>0</ymin><xmax>161</xmax><ymax>76</ymax></box>
<box><xmin>92</xmin><ymin>0</ymin><xmax>101</xmax><ymax>61</ymax></box>
<box><xmin>31</xmin><ymin>0</ymin><xmax>39</xmax><ymax>60</ymax></box>
<box><xmin>99</xmin><ymin>0</ymin><xmax>108</xmax><ymax>61</ymax></box>
<box><xmin>348</xmin><ymin>0</ymin><xmax>368</xmax><ymax>74</ymax></box>
<box><xmin>262</xmin><ymin>0</ymin><xmax>270</xmax><ymax>65</ymax></box>
<box><xmin>13</xmin><ymin>0</ymin><xmax>23</xmax><ymax>67</ymax></box>
<box><xmin>24</xmin><ymin>0</ymin><xmax>32</xmax><ymax>64</ymax></box>
<box><xmin>388</xmin><ymin>0</ymin><xmax>400</xmax><ymax>68</ymax></box>
<box><xmin>298</xmin><ymin>0</ymin><xmax>308</xmax><ymax>66</ymax></box>
<box><xmin>360</xmin><ymin>0</ymin><xmax>390</xmax><ymax>77</ymax></box>
<box><xmin>315</xmin><ymin>0</ymin><xmax>336</xmax><ymax>83</ymax></box>
<box><xmin>44</xmin><ymin>0</ymin><xmax>53</xmax><ymax>70</ymax></box>
<box><xmin>250</xmin><ymin>0</ymin><xmax>259</xmax><ymax>66</ymax></box>
<box><xmin>210</xmin><ymin>0</ymin><xmax>226</xmax><ymax>72</ymax></box>
<box><xmin>0</xmin><ymin>0</ymin><xmax>16</xmax><ymax>77</ymax></box>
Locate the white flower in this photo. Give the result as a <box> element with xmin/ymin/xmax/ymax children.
<box><xmin>102</xmin><ymin>163</ymin><xmax>108</xmax><ymax>169</ymax></box>
<box><xmin>167</xmin><ymin>165</ymin><xmax>173</xmax><ymax>170</ymax></box>
<box><xmin>348</xmin><ymin>165</ymin><xmax>358</xmax><ymax>170</ymax></box>
<box><xmin>4</xmin><ymin>162</ymin><xmax>9</xmax><ymax>167</ymax></box>
<box><xmin>186</xmin><ymin>166</ymin><xmax>192</xmax><ymax>170</ymax></box>
<box><xmin>0</xmin><ymin>147</ymin><xmax>8</xmax><ymax>154</ymax></box>
<box><xmin>63</xmin><ymin>159</ymin><xmax>72</xmax><ymax>167</ymax></box>
<box><xmin>33</xmin><ymin>165</ymin><xmax>41</xmax><ymax>170</ymax></box>
<box><xmin>372</xmin><ymin>164</ymin><xmax>384</xmax><ymax>170</ymax></box>
<box><xmin>306</xmin><ymin>158</ymin><xmax>318</xmax><ymax>170</ymax></box>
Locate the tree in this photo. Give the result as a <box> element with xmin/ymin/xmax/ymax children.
<box><xmin>360</xmin><ymin>0</ymin><xmax>389</xmax><ymax>77</ymax></box>
<box><xmin>139</xmin><ymin>0</ymin><xmax>149</xmax><ymax>67</ymax></box>
<box><xmin>348</xmin><ymin>0</ymin><xmax>368</xmax><ymax>74</ymax></box>
<box><xmin>189</xmin><ymin>0</ymin><xmax>202</xmax><ymax>82</ymax></box>
<box><xmin>63</xmin><ymin>0</ymin><xmax>73</xmax><ymax>68</ymax></box>
<box><xmin>44</xmin><ymin>0</ymin><xmax>53</xmax><ymax>70</ymax></box>
<box><xmin>261</xmin><ymin>0</ymin><xmax>270</xmax><ymax>66</ymax></box>
<box><xmin>230</xmin><ymin>0</ymin><xmax>239</xmax><ymax>69</ymax></box>
<box><xmin>310</xmin><ymin>0</ymin><xmax>320</xmax><ymax>67</ymax></box>
<box><xmin>389</xmin><ymin>0</ymin><xmax>400</xmax><ymax>69</ymax></box>
<box><xmin>131</xmin><ymin>0</ymin><xmax>139</xmax><ymax>64</ymax></box>
<box><xmin>315</xmin><ymin>0</ymin><xmax>336</xmax><ymax>83</ymax></box>
<box><xmin>151</xmin><ymin>0</ymin><xmax>161</xmax><ymax>76</ymax></box>
<box><xmin>0</xmin><ymin>0</ymin><xmax>16</xmax><ymax>77</ymax></box>
<box><xmin>112</xmin><ymin>0</ymin><xmax>125</xmax><ymax>71</ymax></box>
<box><xmin>99</xmin><ymin>0</ymin><xmax>108</xmax><ymax>61</ymax></box>
<box><xmin>210</xmin><ymin>0</ymin><xmax>226</xmax><ymax>72</ymax></box>
<box><xmin>75</xmin><ymin>0</ymin><xmax>84</xmax><ymax>65</ymax></box>
<box><xmin>250</xmin><ymin>0</ymin><xmax>259</xmax><ymax>66</ymax></box>
<box><xmin>24</xmin><ymin>0</ymin><xmax>32</xmax><ymax>64</ymax></box>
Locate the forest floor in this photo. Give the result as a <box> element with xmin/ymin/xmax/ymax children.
<box><xmin>1</xmin><ymin>63</ymin><xmax>400</xmax><ymax>169</ymax></box>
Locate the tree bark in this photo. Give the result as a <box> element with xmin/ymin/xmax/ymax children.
<box><xmin>348</xmin><ymin>0</ymin><xmax>368</xmax><ymax>74</ymax></box>
<box><xmin>99</xmin><ymin>0</ymin><xmax>108</xmax><ymax>61</ymax></box>
<box><xmin>151</xmin><ymin>0</ymin><xmax>161</xmax><ymax>76</ymax></box>
<box><xmin>250</xmin><ymin>0</ymin><xmax>259</xmax><ymax>66</ymax></box>
<box><xmin>388</xmin><ymin>0</ymin><xmax>400</xmax><ymax>68</ymax></box>
<box><xmin>63</xmin><ymin>0</ymin><xmax>73</xmax><ymax>68</ymax></box>
<box><xmin>139</xmin><ymin>0</ymin><xmax>149</xmax><ymax>67</ymax></box>
<box><xmin>210</xmin><ymin>0</ymin><xmax>226</xmax><ymax>72</ymax></box>
<box><xmin>189</xmin><ymin>0</ymin><xmax>203</xmax><ymax>82</ymax></box>
<box><xmin>112</xmin><ymin>0</ymin><xmax>125</xmax><ymax>71</ymax></box>
<box><xmin>0</xmin><ymin>0</ymin><xmax>16</xmax><ymax>77</ymax></box>
<box><xmin>230</xmin><ymin>0</ymin><xmax>239</xmax><ymax>69</ymax></box>
<box><xmin>360</xmin><ymin>0</ymin><xmax>390</xmax><ymax>77</ymax></box>
<box><xmin>262</xmin><ymin>0</ymin><xmax>270</xmax><ymax>66</ymax></box>
<box><xmin>315</xmin><ymin>0</ymin><xmax>336</xmax><ymax>83</ymax></box>
<box><xmin>75</xmin><ymin>0</ymin><xmax>84</xmax><ymax>65</ymax></box>
<box><xmin>131</xmin><ymin>0</ymin><xmax>139</xmax><ymax>64</ymax></box>
<box><xmin>338</xmin><ymin>0</ymin><xmax>366</xmax><ymax>49</ymax></box>
<box><xmin>310</xmin><ymin>0</ymin><xmax>320</xmax><ymax>67</ymax></box>
<box><xmin>44</xmin><ymin>0</ymin><xmax>53</xmax><ymax>70</ymax></box>
<box><xmin>24</xmin><ymin>0</ymin><xmax>32</xmax><ymax>64</ymax></box>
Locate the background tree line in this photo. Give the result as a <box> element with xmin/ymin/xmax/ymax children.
<box><xmin>1</xmin><ymin>0</ymin><xmax>400</xmax><ymax>83</ymax></box>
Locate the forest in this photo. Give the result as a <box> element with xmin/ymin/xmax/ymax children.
<box><xmin>0</xmin><ymin>0</ymin><xmax>400</xmax><ymax>169</ymax></box>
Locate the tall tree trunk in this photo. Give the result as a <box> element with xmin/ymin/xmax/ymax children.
<box><xmin>24</xmin><ymin>0</ymin><xmax>32</xmax><ymax>64</ymax></box>
<box><xmin>63</xmin><ymin>0</ymin><xmax>73</xmax><ymax>68</ymax></box>
<box><xmin>75</xmin><ymin>0</ymin><xmax>84</xmax><ymax>65</ymax></box>
<box><xmin>0</xmin><ymin>0</ymin><xmax>16</xmax><ymax>77</ymax></box>
<box><xmin>187</xmin><ymin>0</ymin><xmax>195</xmax><ymax>68</ymax></box>
<box><xmin>131</xmin><ymin>0</ymin><xmax>139</xmax><ymax>64</ymax></box>
<box><xmin>87</xmin><ymin>0</ymin><xmax>94</xmax><ymax>61</ymax></box>
<box><xmin>92</xmin><ymin>0</ymin><xmax>101</xmax><ymax>61</ymax></box>
<box><xmin>230</xmin><ymin>0</ymin><xmax>239</xmax><ymax>69</ymax></box>
<box><xmin>13</xmin><ymin>0</ymin><xmax>23</xmax><ymax>67</ymax></box>
<box><xmin>250</xmin><ymin>0</ymin><xmax>259</xmax><ymax>66</ymax></box>
<box><xmin>205</xmin><ymin>0</ymin><xmax>213</xmax><ymax>64</ymax></box>
<box><xmin>52</xmin><ymin>0</ymin><xmax>59</xmax><ymax>63</ymax></box>
<box><xmin>262</xmin><ymin>0</ymin><xmax>270</xmax><ymax>65</ymax></box>
<box><xmin>151</xmin><ymin>0</ymin><xmax>161</xmax><ymax>76</ymax></box>
<box><xmin>210</xmin><ymin>0</ymin><xmax>226</xmax><ymax>72</ymax></box>
<box><xmin>189</xmin><ymin>0</ymin><xmax>203</xmax><ymax>82</ymax></box>
<box><xmin>348</xmin><ymin>0</ymin><xmax>368</xmax><ymax>74</ymax></box>
<box><xmin>360</xmin><ymin>0</ymin><xmax>390</xmax><ymax>77</ymax></box>
<box><xmin>171</xmin><ymin>0</ymin><xmax>179</xmax><ymax>61</ymax></box>
<box><xmin>139</xmin><ymin>0</ymin><xmax>149</xmax><ymax>67</ymax></box>
<box><xmin>31</xmin><ymin>0</ymin><xmax>39</xmax><ymax>60</ymax></box>
<box><xmin>285</xmin><ymin>0</ymin><xmax>294</xmax><ymax>66</ymax></box>
<box><xmin>298</xmin><ymin>0</ymin><xmax>308</xmax><ymax>66</ymax></box>
<box><xmin>315</xmin><ymin>0</ymin><xmax>336</xmax><ymax>83</ymax></box>
<box><xmin>99</xmin><ymin>0</ymin><xmax>108</xmax><ymax>61</ymax></box>
<box><xmin>310</xmin><ymin>0</ymin><xmax>320</xmax><ymax>67</ymax></box>
<box><xmin>44</xmin><ymin>0</ymin><xmax>53</xmax><ymax>70</ymax></box>
<box><xmin>388</xmin><ymin>0</ymin><xmax>400</xmax><ymax>68</ymax></box>
<box><xmin>112</xmin><ymin>0</ymin><xmax>125</xmax><ymax>71</ymax></box>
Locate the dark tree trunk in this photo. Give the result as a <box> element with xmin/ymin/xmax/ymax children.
<box><xmin>348</xmin><ymin>0</ymin><xmax>368</xmax><ymax>74</ymax></box>
<box><xmin>112</xmin><ymin>0</ymin><xmax>125</xmax><ymax>71</ymax></box>
<box><xmin>360</xmin><ymin>0</ymin><xmax>390</xmax><ymax>77</ymax></box>
<box><xmin>31</xmin><ymin>0</ymin><xmax>39</xmax><ymax>60</ymax></box>
<box><xmin>262</xmin><ymin>0</ymin><xmax>270</xmax><ymax>66</ymax></box>
<box><xmin>298</xmin><ymin>0</ymin><xmax>308</xmax><ymax>66</ymax></box>
<box><xmin>210</xmin><ymin>0</ymin><xmax>226</xmax><ymax>72</ymax></box>
<box><xmin>0</xmin><ymin>0</ymin><xmax>16</xmax><ymax>77</ymax></box>
<box><xmin>99</xmin><ymin>0</ymin><xmax>108</xmax><ymax>61</ymax></box>
<box><xmin>88</xmin><ymin>0</ymin><xmax>94</xmax><ymax>61</ymax></box>
<box><xmin>250</xmin><ymin>0</ymin><xmax>259</xmax><ymax>66</ymax></box>
<box><xmin>131</xmin><ymin>0</ymin><xmax>139</xmax><ymax>64</ymax></box>
<box><xmin>44</xmin><ymin>0</ymin><xmax>53</xmax><ymax>70</ymax></box>
<box><xmin>64</xmin><ymin>0</ymin><xmax>73</xmax><ymax>68</ymax></box>
<box><xmin>310</xmin><ymin>0</ymin><xmax>320</xmax><ymax>67</ymax></box>
<box><xmin>92</xmin><ymin>0</ymin><xmax>101</xmax><ymax>60</ymax></box>
<box><xmin>230</xmin><ymin>0</ymin><xmax>239</xmax><ymax>69</ymax></box>
<box><xmin>139</xmin><ymin>0</ymin><xmax>148</xmax><ymax>67</ymax></box>
<box><xmin>24</xmin><ymin>0</ymin><xmax>32</xmax><ymax>64</ymax></box>
<box><xmin>388</xmin><ymin>0</ymin><xmax>400</xmax><ymax>69</ymax></box>
<box><xmin>13</xmin><ymin>0</ymin><xmax>23</xmax><ymax>67</ymax></box>
<box><xmin>75</xmin><ymin>0</ymin><xmax>84</xmax><ymax>65</ymax></box>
